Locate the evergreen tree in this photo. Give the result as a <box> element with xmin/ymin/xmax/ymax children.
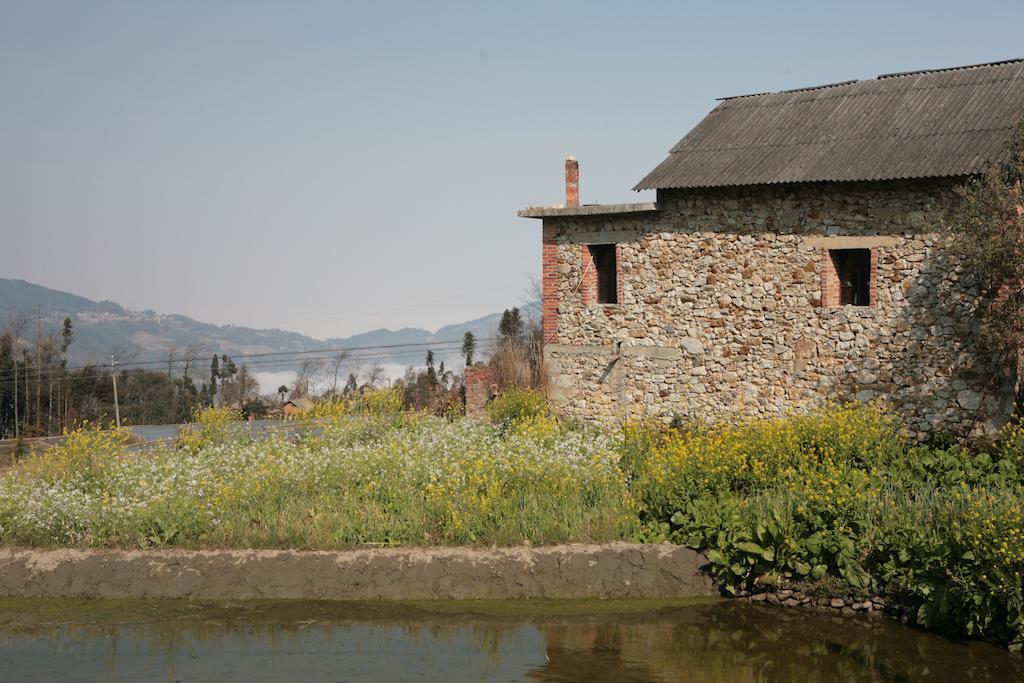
<box><xmin>425</xmin><ymin>350</ymin><xmax>437</xmax><ymax>385</ymax></box>
<box><xmin>461</xmin><ymin>331</ymin><xmax>476</xmax><ymax>367</ymax></box>
<box><xmin>498</xmin><ymin>308</ymin><xmax>524</xmax><ymax>343</ymax></box>
<box><xmin>60</xmin><ymin>318</ymin><xmax>73</xmax><ymax>359</ymax></box>
<box><xmin>220</xmin><ymin>354</ymin><xmax>237</xmax><ymax>381</ymax></box>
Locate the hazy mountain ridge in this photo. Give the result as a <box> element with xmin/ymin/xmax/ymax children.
<box><xmin>0</xmin><ymin>278</ymin><xmax>536</xmax><ymax>370</ymax></box>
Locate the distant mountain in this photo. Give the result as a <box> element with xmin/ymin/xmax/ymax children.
<box><xmin>0</xmin><ymin>278</ymin><xmax>537</xmax><ymax>373</ymax></box>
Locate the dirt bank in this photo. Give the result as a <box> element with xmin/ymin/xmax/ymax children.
<box><xmin>0</xmin><ymin>543</ymin><xmax>714</xmax><ymax>600</ymax></box>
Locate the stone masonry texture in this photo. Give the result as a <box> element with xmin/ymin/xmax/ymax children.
<box><xmin>539</xmin><ymin>180</ymin><xmax>1016</xmax><ymax>439</ymax></box>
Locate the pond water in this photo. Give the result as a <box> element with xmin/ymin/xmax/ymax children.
<box><xmin>0</xmin><ymin>598</ymin><xmax>1020</xmax><ymax>682</ymax></box>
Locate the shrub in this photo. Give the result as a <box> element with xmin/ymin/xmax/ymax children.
<box><xmin>16</xmin><ymin>421</ymin><xmax>132</xmax><ymax>484</ymax></box>
<box><xmin>486</xmin><ymin>388</ymin><xmax>550</xmax><ymax>431</ymax></box>
<box><xmin>356</xmin><ymin>387</ymin><xmax>405</xmax><ymax>416</ymax></box>
<box><xmin>305</xmin><ymin>396</ymin><xmax>349</xmax><ymax>420</ymax></box>
<box><xmin>624</xmin><ymin>402</ymin><xmax>1024</xmax><ymax>648</ymax></box>
<box><xmin>177</xmin><ymin>406</ymin><xmax>243</xmax><ymax>452</ymax></box>
<box><xmin>306</xmin><ymin>388</ymin><xmax>406</xmax><ymax>420</ymax></box>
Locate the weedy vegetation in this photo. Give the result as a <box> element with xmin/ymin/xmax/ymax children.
<box><xmin>2</xmin><ymin>394</ymin><xmax>1023</xmax><ymax>648</ymax></box>
<box><xmin>0</xmin><ymin>392</ymin><xmax>632</xmax><ymax>550</ymax></box>
<box><xmin>624</xmin><ymin>403</ymin><xmax>1024</xmax><ymax>650</ymax></box>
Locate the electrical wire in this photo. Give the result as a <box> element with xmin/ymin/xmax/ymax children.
<box><xmin>0</xmin><ymin>336</ymin><xmax>496</xmax><ymax>386</ymax></box>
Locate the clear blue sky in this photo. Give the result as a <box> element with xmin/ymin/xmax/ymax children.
<box><xmin>3</xmin><ymin>0</ymin><xmax>1022</xmax><ymax>338</ymax></box>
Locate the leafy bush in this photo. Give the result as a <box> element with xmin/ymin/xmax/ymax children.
<box><xmin>486</xmin><ymin>388</ymin><xmax>550</xmax><ymax>431</ymax></box>
<box><xmin>306</xmin><ymin>387</ymin><xmax>406</xmax><ymax>420</ymax></box>
<box><xmin>177</xmin><ymin>406</ymin><xmax>243</xmax><ymax>452</ymax></box>
<box><xmin>357</xmin><ymin>387</ymin><xmax>405</xmax><ymax>416</ymax></box>
<box><xmin>18</xmin><ymin>422</ymin><xmax>133</xmax><ymax>483</ymax></box>
<box><xmin>304</xmin><ymin>396</ymin><xmax>348</xmax><ymax>420</ymax></box>
<box><xmin>625</xmin><ymin>404</ymin><xmax>1024</xmax><ymax>648</ymax></box>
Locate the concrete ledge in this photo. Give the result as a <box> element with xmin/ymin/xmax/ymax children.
<box><xmin>518</xmin><ymin>203</ymin><xmax>658</xmax><ymax>218</ymax></box>
<box><xmin>0</xmin><ymin>544</ymin><xmax>715</xmax><ymax>600</ymax></box>
<box><xmin>804</xmin><ymin>235</ymin><xmax>900</xmax><ymax>248</ymax></box>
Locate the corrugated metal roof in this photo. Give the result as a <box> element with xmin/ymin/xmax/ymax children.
<box><xmin>634</xmin><ymin>59</ymin><xmax>1024</xmax><ymax>190</ymax></box>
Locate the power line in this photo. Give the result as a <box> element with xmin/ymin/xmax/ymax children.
<box><xmin>0</xmin><ymin>336</ymin><xmax>494</xmax><ymax>384</ymax></box>
<box><xmin>0</xmin><ymin>347</ymin><xmax>469</xmax><ymax>389</ymax></box>
<box><xmin>0</xmin><ymin>338</ymin><xmax>491</xmax><ymax>389</ymax></box>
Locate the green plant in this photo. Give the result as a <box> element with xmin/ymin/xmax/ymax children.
<box><xmin>486</xmin><ymin>388</ymin><xmax>550</xmax><ymax>431</ymax></box>
<box><xmin>18</xmin><ymin>421</ymin><xmax>132</xmax><ymax>483</ymax></box>
<box><xmin>622</xmin><ymin>403</ymin><xmax>1024</xmax><ymax>648</ymax></box>
<box><xmin>177</xmin><ymin>406</ymin><xmax>243</xmax><ymax>452</ymax></box>
<box><xmin>0</xmin><ymin>415</ymin><xmax>631</xmax><ymax>550</ymax></box>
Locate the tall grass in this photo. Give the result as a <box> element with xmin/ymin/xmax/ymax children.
<box><xmin>0</xmin><ymin>413</ymin><xmax>633</xmax><ymax>549</ymax></box>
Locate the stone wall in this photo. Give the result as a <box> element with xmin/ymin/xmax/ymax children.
<box><xmin>540</xmin><ymin>179</ymin><xmax>1016</xmax><ymax>438</ymax></box>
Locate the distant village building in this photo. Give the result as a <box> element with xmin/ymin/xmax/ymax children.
<box><xmin>282</xmin><ymin>397</ymin><xmax>313</xmax><ymax>419</ymax></box>
<box><xmin>520</xmin><ymin>59</ymin><xmax>1024</xmax><ymax>438</ymax></box>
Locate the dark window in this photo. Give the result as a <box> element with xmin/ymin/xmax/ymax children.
<box><xmin>589</xmin><ymin>244</ymin><xmax>618</xmax><ymax>304</ymax></box>
<box><xmin>831</xmin><ymin>249</ymin><xmax>871</xmax><ymax>306</ymax></box>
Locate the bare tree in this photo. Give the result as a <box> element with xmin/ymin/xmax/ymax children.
<box><xmin>522</xmin><ymin>272</ymin><xmax>542</xmax><ymax>304</ymax></box>
<box><xmin>164</xmin><ymin>344</ymin><xmax>178</xmax><ymax>380</ymax></box>
<box><xmin>327</xmin><ymin>351</ymin><xmax>349</xmax><ymax>395</ymax></box>
<box><xmin>221</xmin><ymin>365</ymin><xmax>260</xmax><ymax>408</ymax></box>
<box><xmin>293</xmin><ymin>358</ymin><xmax>322</xmax><ymax>399</ymax></box>
<box><xmin>5</xmin><ymin>314</ymin><xmax>30</xmax><ymax>438</ymax></box>
<box><xmin>181</xmin><ymin>343</ymin><xmax>205</xmax><ymax>379</ymax></box>
<box><xmin>41</xmin><ymin>328</ymin><xmax>61</xmax><ymax>434</ymax></box>
<box><xmin>362</xmin><ymin>363</ymin><xmax>385</xmax><ymax>389</ymax></box>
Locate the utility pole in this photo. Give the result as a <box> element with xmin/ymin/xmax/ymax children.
<box><xmin>110</xmin><ymin>355</ymin><xmax>121</xmax><ymax>428</ymax></box>
<box><xmin>12</xmin><ymin>352</ymin><xmax>18</xmax><ymax>439</ymax></box>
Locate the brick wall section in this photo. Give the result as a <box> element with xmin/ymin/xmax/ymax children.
<box><xmin>820</xmin><ymin>248</ymin><xmax>840</xmax><ymax>307</ymax></box>
<box><xmin>542</xmin><ymin>225</ymin><xmax>560</xmax><ymax>343</ymax></box>
<box><xmin>464</xmin><ymin>365</ymin><xmax>494</xmax><ymax>413</ymax></box>
<box><xmin>580</xmin><ymin>244</ymin><xmax>597</xmax><ymax>305</ymax></box>
<box><xmin>616</xmin><ymin>243</ymin><xmax>623</xmax><ymax>305</ymax></box>
<box><xmin>565</xmin><ymin>157</ymin><xmax>579</xmax><ymax>208</ymax></box>
<box><xmin>869</xmin><ymin>247</ymin><xmax>879</xmax><ymax>308</ymax></box>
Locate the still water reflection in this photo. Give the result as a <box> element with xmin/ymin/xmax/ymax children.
<box><xmin>0</xmin><ymin>599</ymin><xmax>1020</xmax><ymax>682</ymax></box>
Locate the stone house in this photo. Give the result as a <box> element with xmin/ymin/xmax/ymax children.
<box><xmin>519</xmin><ymin>59</ymin><xmax>1024</xmax><ymax>438</ymax></box>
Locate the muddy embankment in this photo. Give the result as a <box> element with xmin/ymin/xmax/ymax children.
<box><xmin>0</xmin><ymin>543</ymin><xmax>714</xmax><ymax>600</ymax></box>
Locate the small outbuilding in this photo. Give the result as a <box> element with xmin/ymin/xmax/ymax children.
<box><xmin>282</xmin><ymin>397</ymin><xmax>313</xmax><ymax>420</ymax></box>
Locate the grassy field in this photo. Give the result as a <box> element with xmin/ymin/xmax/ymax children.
<box><xmin>0</xmin><ymin>409</ymin><xmax>633</xmax><ymax>549</ymax></box>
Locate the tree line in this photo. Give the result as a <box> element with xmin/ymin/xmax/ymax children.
<box><xmin>0</xmin><ymin>304</ymin><xmax>544</xmax><ymax>436</ymax></box>
<box><xmin>0</xmin><ymin>313</ymin><xmax>267</xmax><ymax>437</ymax></box>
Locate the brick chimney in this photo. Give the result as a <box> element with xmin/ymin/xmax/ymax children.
<box><xmin>565</xmin><ymin>156</ymin><xmax>579</xmax><ymax>208</ymax></box>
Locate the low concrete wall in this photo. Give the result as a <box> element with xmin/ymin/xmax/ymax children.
<box><xmin>0</xmin><ymin>543</ymin><xmax>714</xmax><ymax>600</ymax></box>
